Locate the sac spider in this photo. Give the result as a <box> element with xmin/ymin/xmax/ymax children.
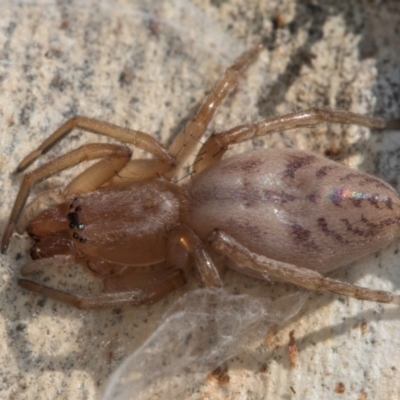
<box><xmin>2</xmin><ymin>44</ymin><xmax>400</xmax><ymax>309</ymax></box>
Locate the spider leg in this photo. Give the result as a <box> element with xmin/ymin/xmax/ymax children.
<box><xmin>165</xmin><ymin>43</ymin><xmax>264</xmax><ymax>179</ymax></box>
<box><xmin>168</xmin><ymin>224</ymin><xmax>222</xmax><ymax>287</ymax></box>
<box><xmin>110</xmin><ymin>158</ymin><xmax>172</xmax><ymax>184</ymax></box>
<box><xmin>2</xmin><ymin>144</ymin><xmax>131</xmax><ymax>253</ymax></box>
<box><xmin>18</xmin><ymin>268</ymin><xmax>185</xmax><ymax>309</ymax></box>
<box><xmin>194</xmin><ymin>108</ymin><xmax>400</xmax><ymax>173</ymax></box>
<box><xmin>209</xmin><ymin>230</ymin><xmax>400</xmax><ymax>304</ymax></box>
<box><xmin>16</xmin><ymin>116</ymin><xmax>176</xmax><ymax>172</ymax></box>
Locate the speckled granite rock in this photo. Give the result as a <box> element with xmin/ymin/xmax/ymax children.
<box><xmin>1</xmin><ymin>0</ymin><xmax>400</xmax><ymax>399</ymax></box>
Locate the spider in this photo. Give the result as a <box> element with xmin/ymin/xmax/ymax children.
<box><xmin>2</xmin><ymin>44</ymin><xmax>400</xmax><ymax>309</ymax></box>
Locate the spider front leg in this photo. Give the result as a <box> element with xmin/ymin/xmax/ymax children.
<box><xmin>194</xmin><ymin>108</ymin><xmax>400</xmax><ymax>173</ymax></box>
<box><xmin>17</xmin><ymin>116</ymin><xmax>176</xmax><ymax>172</ymax></box>
<box><xmin>1</xmin><ymin>143</ymin><xmax>131</xmax><ymax>253</ymax></box>
<box><xmin>209</xmin><ymin>230</ymin><xmax>400</xmax><ymax>304</ymax></box>
<box><xmin>18</xmin><ymin>267</ymin><xmax>185</xmax><ymax>309</ymax></box>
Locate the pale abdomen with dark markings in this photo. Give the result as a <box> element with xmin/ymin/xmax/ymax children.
<box><xmin>185</xmin><ymin>148</ymin><xmax>400</xmax><ymax>274</ymax></box>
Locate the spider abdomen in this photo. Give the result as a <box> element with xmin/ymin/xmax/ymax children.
<box><xmin>186</xmin><ymin>148</ymin><xmax>400</xmax><ymax>274</ymax></box>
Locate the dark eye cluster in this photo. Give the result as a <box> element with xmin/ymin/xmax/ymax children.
<box><xmin>68</xmin><ymin>198</ymin><xmax>87</xmax><ymax>243</ymax></box>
